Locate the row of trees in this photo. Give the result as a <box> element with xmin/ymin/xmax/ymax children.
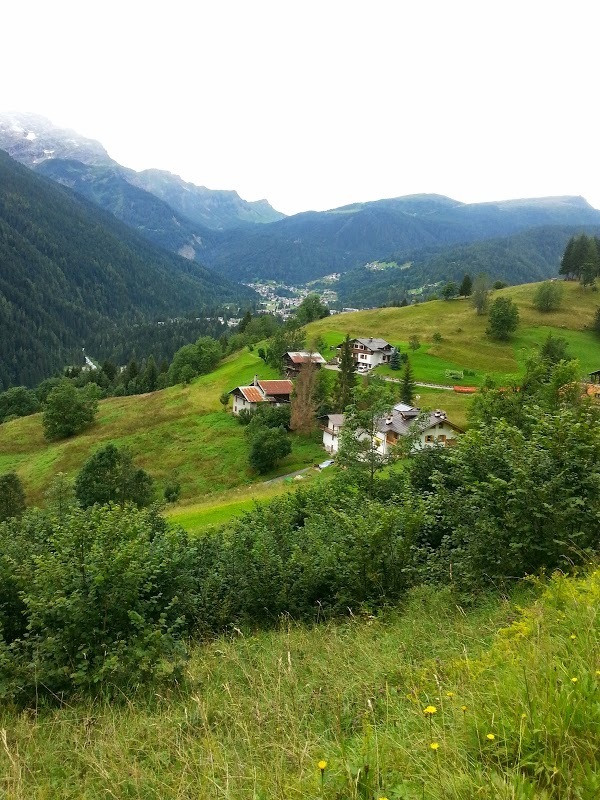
<box><xmin>559</xmin><ymin>234</ymin><xmax>600</xmax><ymax>285</ymax></box>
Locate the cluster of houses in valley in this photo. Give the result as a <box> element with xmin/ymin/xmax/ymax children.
<box><xmin>228</xmin><ymin>336</ymin><xmax>464</xmax><ymax>455</ymax></box>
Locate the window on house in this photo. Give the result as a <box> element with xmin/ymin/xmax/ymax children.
<box><xmin>425</xmin><ymin>435</ymin><xmax>434</xmax><ymax>443</ymax></box>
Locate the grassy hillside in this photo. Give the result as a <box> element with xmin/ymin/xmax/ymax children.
<box><xmin>310</xmin><ymin>281</ymin><xmax>600</xmax><ymax>387</ymax></box>
<box><xmin>0</xmin><ymin>569</ymin><xmax>597</xmax><ymax>798</ymax></box>
<box><xmin>0</xmin><ymin>349</ymin><xmax>323</xmax><ymax>507</ymax></box>
<box><xmin>2</xmin><ymin>280</ymin><xmax>598</xmax><ymax>515</ymax></box>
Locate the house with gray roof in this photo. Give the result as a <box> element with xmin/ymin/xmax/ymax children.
<box><xmin>320</xmin><ymin>405</ymin><xmax>463</xmax><ymax>454</ymax></box>
<box><xmin>336</xmin><ymin>337</ymin><xmax>395</xmax><ymax>371</ymax></box>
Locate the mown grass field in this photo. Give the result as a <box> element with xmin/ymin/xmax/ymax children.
<box><xmin>0</xmin><ymin>569</ymin><xmax>597</xmax><ymax>799</ymax></box>
<box><xmin>309</xmin><ymin>281</ymin><xmax>600</xmax><ymax>386</ymax></box>
<box><xmin>0</xmin><ymin>349</ymin><xmax>324</xmax><ymax>507</ymax></box>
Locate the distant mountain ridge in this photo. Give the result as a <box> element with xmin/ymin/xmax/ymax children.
<box><xmin>0</xmin><ymin>113</ymin><xmax>284</xmax><ymax>231</ymax></box>
<box><xmin>3</xmin><ymin>113</ymin><xmax>600</xmax><ymax>291</ymax></box>
<box><xmin>193</xmin><ymin>193</ymin><xmax>600</xmax><ymax>283</ymax></box>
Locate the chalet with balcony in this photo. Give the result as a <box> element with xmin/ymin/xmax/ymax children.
<box><xmin>337</xmin><ymin>337</ymin><xmax>395</xmax><ymax>371</ymax></box>
<box><xmin>321</xmin><ymin>402</ymin><xmax>463</xmax><ymax>454</ymax></box>
<box><xmin>229</xmin><ymin>377</ymin><xmax>294</xmax><ymax>415</ymax></box>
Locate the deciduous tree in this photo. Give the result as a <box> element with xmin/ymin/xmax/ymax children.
<box><xmin>74</xmin><ymin>443</ymin><xmax>154</xmax><ymax>508</ymax></box>
<box><xmin>486</xmin><ymin>297</ymin><xmax>519</xmax><ymax>341</ymax></box>
<box><xmin>533</xmin><ymin>281</ymin><xmax>564</xmax><ymax>312</ymax></box>
<box><xmin>0</xmin><ymin>472</ymin><xmax>26</xmax><ymax>522</ymax></box>
<box><xmin>42</xmin><ymin>380</ymin><xmax>99</xmax><ymax>440</ymax></box>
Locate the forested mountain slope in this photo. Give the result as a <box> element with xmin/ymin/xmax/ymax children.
<box><xmin>335</xmin><ymin>225</ymin><xmax>600</xmax><ymax>307</ymax></box>
<box><xmin>0</xmin><ymin>150</ymin><xmax>252</xmax><ymax>388</ymax></box>
<box><xmin>193</xmin><ymin>194</ymin><xmax>600</xmax><ymax>283</ymax></box>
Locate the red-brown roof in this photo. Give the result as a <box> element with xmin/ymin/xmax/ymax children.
<box><xmin>258</xmin><ymin>379</ymin><xmax>294</xmax><ymax>396</ymax></box>
<box><xmin>239</xmin><ymin>386</ymin><xmax>267</xmax><ymax>403</ymax></box>
<box><xmin>286</xmin><ymin>351</ymin><xmax>326</xmax><ymax>365</ymax></box>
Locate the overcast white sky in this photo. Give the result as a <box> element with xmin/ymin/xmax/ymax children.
<box><xmin>1</xmin><ymin>0</ymin><xmax>598</xmax><ymax>215</ymax></box>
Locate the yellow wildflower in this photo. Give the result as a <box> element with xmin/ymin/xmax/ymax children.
<box><xmin>318</xmin><ymin>760</ymin><xmax>327</xmax><ymax>771</ymax></box>
<box><xmin>430</xmin><ymin>742</ymin><xmax>440</xmax><ymax>750</ymax></box>
<box><xmin>571</xmin><ymin>677</ymin><xmax>578</xmax><ymax>684</ymax></box>
<box><xmin>486</xmin><ymin>733</ymin><xmax>496</xmax><ymax>741</ymax></box>
<box><xmin>461</xmin><ymin>705</ymin><xmax>467</xmax><ymax>712</ymax></box>
<box><xmin>423</xmin><ymin>705</ymin><xmax>437</xmax><ymax>715</ymax></box>
<box><xmin>570</xmin><ymin>634</ymin><xmax>576</xmax><ymax>640</ymax></box>
<box><xmin>446</xmin><ymin>691</ymin><xmax>454</xmax><ymax>698</ymax></box>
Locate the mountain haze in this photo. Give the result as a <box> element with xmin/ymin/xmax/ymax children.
<box><xmin>0</xmin><ymin>113</ymin><xmax>284</xmax><ymax>231</ymax></box>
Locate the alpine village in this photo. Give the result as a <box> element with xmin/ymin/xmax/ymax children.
<box><xmin>0</xmin><ymin>112</ymin><xmax>599</xmax><ymax>800</ymax></box>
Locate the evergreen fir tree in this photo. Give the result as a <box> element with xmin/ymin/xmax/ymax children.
<box><xmin>390</xmin><ymin>349</ymin><xmax>401</xmax><ymax>371</ymax></box>
<box><xmin>459</xmin><ymin>274</ymin><xmax>473</xmax><ymax>296</ymax></box>
<box><xmin>334</xmin><ymin>334</ymin><xmax>357</xmax><ymax>411</ymax></box>
<box><xmin>400</xmin><ymin>359</ymin><xmax>416</xmax><ymax>405</ymax></box>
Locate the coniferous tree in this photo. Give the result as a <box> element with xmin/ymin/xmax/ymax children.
<box><xmin>390</xmin><ymin>349</ymin><xmax>401</xmax><ymax>371</ymax></box>
<box><xmin>400</xmin><ymin>359</ymin><xmax>416</xmax><ymax>405</ymax></box>
<box><xmin>334</xmin><ymin>335</ymin><xmax>357</xmax><ymax>411</ymax></box>
<box><xmin>459</xmin><ymin>274</ymin><xmax>473</xmax><ymax>297</ymax></box>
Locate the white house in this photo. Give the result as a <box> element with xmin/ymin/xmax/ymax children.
<box><xmin>320</xmin><ymin>414</ymin><xmax>345</xmax><ymax>454</ymax></box>
<box><xmin>321</xmin><ymin>403</ymin><xmax>463</xmax><ymax>455</ymax></box>
<box><xmin>337</xmin><ymin>337</ymin><xmax>395</xmax><ymax>371</ymax></box>
<box><xmin>229</xmin><ymin>377</ymin><xmax>294</xmax><ymax>415</ymax></box>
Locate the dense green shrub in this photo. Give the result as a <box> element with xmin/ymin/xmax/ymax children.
<box><xmin>0</xmin><ymin>505</ymin><xmax>196</xmax><ymax>702</ymax></box>
<box><xmin>75</xmin><ymin>443</ymin><xmax>154</xmax><ymax>508</ymax></box>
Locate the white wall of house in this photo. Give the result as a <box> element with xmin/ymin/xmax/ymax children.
<box><xmin>353</xmin><ymin>349</ymin><xmax>390</xmax><ymax>369</ymax></box>
<box><xmin>232</xmin><ymin>395</ymin><xmax>258</xmax><ymax>415</ymax></box>
<box><xmin>323</xmin><ymin>429</ymin><xmax>339</xmax><ymax>453</ymax></box>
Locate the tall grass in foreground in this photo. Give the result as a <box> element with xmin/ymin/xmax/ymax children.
<box><xmin>0</xmin><ymin>571</ymin><xmax>598</xmax><ymax>799</ymax></box>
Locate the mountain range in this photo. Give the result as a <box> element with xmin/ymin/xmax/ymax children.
<box><xmin>4</xmin><ymin>113</ymin><xmax>600</xmax><ymax>289</ymax></box>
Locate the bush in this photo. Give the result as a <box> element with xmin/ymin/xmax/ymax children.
<box><xmin>0</xmin><ymin>505</ymin><xmax>195</xmax><ymax>702</ymax></box>
<box><xmin>248</xmin><ymin>426</ymin><xmax>291</xmax><ymax>473</ymax></box>
<box><xmin>533</xmin><ymin>280</ymin><xmax>564</xmax><ymax>312</ymax></box>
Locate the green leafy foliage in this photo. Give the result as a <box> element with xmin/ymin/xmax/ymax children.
<box><xmin>295</xmin><ymin>293</ymin><xmax>330</xmax><ymax>325</ymax></box>
<box><xmin>0</xmin><ymin>504</ymin><xmax>193</xmax><ymax>701</ymax></box>
<box><xmin>486</xmin><ymin>296</ymin><xmax>520</xmax><ymax>340</ymax></box>
<box><xmin>0</xmin><ymin>385</ymin><xmax>39</xmax><ymax>423</ymax></box>
<box><xmin>74</xmin><ymin>444</ymin><xmax>154</xmax><ymax>509</ymax></box>
<box><xmin>42</xmin><ymin>380</ymin><xmax>99</xmax><ymax>440</ymax></box>
<box><xmin>168</xmin><ymin>336</ymin><xmax>223</xmax><ymax>385</ymax></box>
<box><xmin>248</xmin><ymin>426</ymin><xmax>292</xmax><ymax>473</ymax></box>
<box><xmin>0</xmin><ymin>472</ymin><xmax>26</xmax><ymax>522</ymax></box>
<box><xmin>533</xmin><ymin>280</ymin><xmax>564</xmax><ymax>312</ymax></box>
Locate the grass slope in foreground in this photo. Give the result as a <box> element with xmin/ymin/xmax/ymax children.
<box><xmin>308</xmin><ymin>281</ymin><xmax>600</xmax><ymax>387</ymax></box>
<box><xmin>0</xmin><ymin>570</ymin><xmax>597</xmax><ymax>798</ymax></box>
<box><xmin>0</xmin><ymin>349</ymin><xmax>324</xmax><ymax>507</ymax></box>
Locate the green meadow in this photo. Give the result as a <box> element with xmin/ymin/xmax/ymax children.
<box><xmin>309</xmin><ymin>281</ymin><xmax>600</xmax><ymax>386</ymax></box>
<box><xmin>1</xmin><ymin>280</ymin><xmax>598</xmax><ymax>515</ymax></box>
<box><xmin>0</xmin><ymin>569</ymin><xmax>597</xmax><ymax>799</ymax></box>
